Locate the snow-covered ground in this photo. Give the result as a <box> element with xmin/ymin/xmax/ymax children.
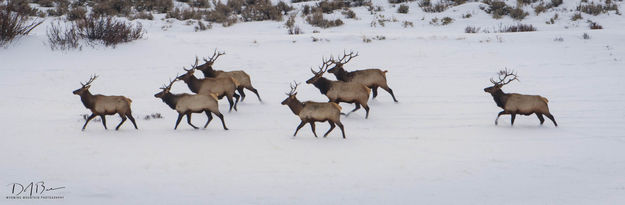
<box><xmin>1</xmin><ymin>0</ymin><xmax>625</xmax><ymax>204</ymax></box>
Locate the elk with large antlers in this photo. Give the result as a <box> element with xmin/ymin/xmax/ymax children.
<box><xmin>177</xmin><ymin>59</ymin><xmax>240</xmax><ymax>112</ymax></box>
<box><xmin>73</xmin><ymin>75</ymin><xmax>138</xmax><ymax>131</ymax></box>
<box><xmin>196</xmin><ymin>50</ymin><xmax>262</xmax><ymax>103</ymax></box>
<box><xmin>282</xmin><ymin>81</ymin><xmax>346</xmax><ymax>138</ymax></box>
<box><xmin>327</xmin><ymin>51</ymin><xmax>398</xmax><ymax>102</ymax></box>
<box><xmin>155</xmin><ymin>78</ymin><xmax>228</xmax><ymax>130</ymax></box>
<box><xmin>306</xmin><ymin>59</ymin><xmax>372</xmax><ymax>119</ymax></box>
<box><xmin>484</xmin><ymin>69</ymin><xmax>557</xmax><ymax>126</ymax></box>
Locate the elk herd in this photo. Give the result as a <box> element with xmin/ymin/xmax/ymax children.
<box><xmin>73</xmin><ymin>50</ymin><xmax>558</xmax><ymax>137</ymax></box>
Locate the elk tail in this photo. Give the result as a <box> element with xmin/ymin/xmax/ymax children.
<box><xmin>209</xmin><ymin>93</ymin><xmax>219</xmax><ymax>101</ymax></box>
<box><xmin>125</xmin><ymin>98</ymin><xmax>133</xmax><ymax>104</ymax></box>
<box><xmin>541</xmin><ymin>97</ymin><xmax>549</xmax><ymax>104</ymax></box>
<box><xmin>331</xmin><ymin>102</ymin><xmax>342</xmax><ymax>111</ymax></box>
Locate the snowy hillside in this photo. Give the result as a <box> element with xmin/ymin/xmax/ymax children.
<box><xmin>1</xmin><ymin>0</ymin><xmax>625</xmax><ymax>204</ymax></box>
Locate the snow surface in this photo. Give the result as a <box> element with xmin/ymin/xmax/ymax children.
<box><xmin>1</xmin><ymin>1</ymin><xmax>625</xmax><ymax>204</ymax></box>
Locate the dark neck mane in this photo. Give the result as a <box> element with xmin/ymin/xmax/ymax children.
<box><xmin>312</xmin><ymin>77</ymin><xmax>332</xmax><ymax>95</ymax></box>
<box><xmin>79</xmin><ymin>90</ymin><xmax>95</xmax><ymax>109</ymax></box>
<box><xmin>286</xmin><ymin>98</ymin><xmax>305</xmax><ymax>115</ymax></box>
<box><xmin>161</xmin><ymin>93</ymin><xmax>181</xmax><ymax>110</ymax></box>
<box><xmin>200</xmin><ymin>64</ymin><xmax>217</xmax><ymax>77</ymax></box>
<box><xmin>491</xmin><ymin>89</ymin><xmax>507</xmax><ymax>108</ymax></box>
<box><xmin>183</xmin><ymin>75</ymin><xmax>201</xmax><ymax>93</ymax></box>
<box><xmin>333</xmin><ymin>67</ymin><xmax>353</xmax><ymax>81</ymax></box>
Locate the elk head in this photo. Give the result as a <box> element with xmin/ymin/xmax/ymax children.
<box><xmin>484</xmin><ymin>69</ymin><xmax>519</xmax><ymax>93</ymax></box>
<box><xmin>154</xmin><ymin>78</ymin><xmax>178</xmax><ymax>98</ymax></box>
<box><xmin>197</xmin><ymin>49</ymin><xmax>225</xmax><ymax>70</ymax></box>
<box><xmin>328</xmin><ymin>51</ymin><xmax>358</xmax><ymax>74</ymax></box>
<box><xmin>281</xmin><ymin>81</ymin><xmax>300</xmax><ymax>105</ymax></box>
<box><xmin>73</xmin><ymin>75</ymin><xmax>98</xmax><ymax>95</ymax></box>
<box><xmin>306</xmin><ymin>58</ymin><xmax>333</xmax><ymax>84</ymax></box>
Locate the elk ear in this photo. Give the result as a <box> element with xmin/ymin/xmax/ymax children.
<box><xmin>85</xmin><ymin>85</ymin><xmax>91</xmax><ymax>89</ymax></box>
<box><xmin>293</xmin><ymin>92</ymin><xmax>297</xmax><ymax>96</ymax></box>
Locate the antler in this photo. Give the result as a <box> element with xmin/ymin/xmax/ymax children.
<box><xmin>331</xmin><ymin>50</ymin><xmax>359</xmax><ymax>65</ymax></box>
<box><xmin>204</xmin><ymin>49</ymin><xmax>226</xmax><ymax>63</ymax></box>
<box><xmin>81</xmin><ymin>74</ymin><xmax>98</xmax><ymax>87</ymax></box>
<box><xmin>490</xmin><ymin>68</ymin><xmax>519</xmax><ymax>86</ymax></box>
<box><xmin>182</xmin><ymin>58</ymin><xmax>199</xmax><ymax>72</ymax></box>
<box><xmin>160</xmin><ymin>78</ymin><xmax>179</xmax><ymax>90</ymax></box>
<box><xmin>286</xmin><ymin>81</ymin><xmax>300</xmax><ymax>96</ymax></box>
<box><xmin>311</xmin><ymin>57</ymin><xmax>333</xmax><ymax>75</ymax></box>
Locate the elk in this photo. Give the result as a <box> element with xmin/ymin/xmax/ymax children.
<box><xmin>176</xmin><ymin>59</ymin><xmax>240</xmax><ymax>112</ymax></box>
<box><xmin>281</xmin><ymin>82</ymin><xmax>345</xmax><ymax>138</ymax></box>
<box><xmin>484</xmin><ymin>69</ymin><xmax>557</xmax><ymax>126</ymax></box>
<box><xmin>327</xmin><ymin>51</ymin><xmax>398</xmax><ymax>102</ymax></box>
<box><xmin>306</xmin><ymin>59</ymin><xmax>371</xmax><ymax>119</ymax></box>
<box><xmin>196</xmin><ymin>51</ymin><xmax>262</xmax><ymax>103</ymax></box>
<box><xmin>154</xmin><ymin>78</ymin><xmax>228</xmax><ymax>130</ymax></box>
<box><xmin>72</xmin><ymin>75</ymin><xmax>138</xmax><ymax>131</ymax></box>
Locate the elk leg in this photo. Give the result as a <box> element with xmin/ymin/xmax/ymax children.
<box><xmin>536</xmin><ymin>113</ymin><xmax>545</xmax><ymax>125</ymax></box>
<box><xmin>115</xmin><ymin>113</ymin><xmax>127</xmax><ymax>130</ymax></box>
<box><xmin>82</xmin><ymin>114</ymin><xmax>97</xmax><ymax>131</ymax></box>
<box><xmin>127</xmin><ymin>114</ymin><xmax>138</xmax><ymax>129</ymax></box>
<box><xmin>174</xmin><ymin>113</ymin><xmax>184</xmax><ymax>130</ymax></box>
<box><xmin>336</xmin><ymin>121</ymin><xmax>346</xmax><ymax>139</ymax></box>
<box><xmin>363</xmin><ymin>104</ymin><xmax>370</xmax><ymax>119</ymax></box>
<box><xmin>371</xmin><ymin>86</ymin><xmax>379</xmax><ymax>98</ymax></box>
<box><xmin>215</xmin><ymin>112</ymin><xmax>228</xmax><ymax>130</ymax></box>
<box><xmin>511</xmin><ymin>113</ymin><xmax>516</xmax><ymax>126</ymax></box>
<box><xmin>233</xmin><ymin>93</ymin><xmax>240</xmax><ymax>110</ymax></box>
<box><xmin>346</xmin><ymin>103</ymin><xmax>361</xmax><ymax>116</ymax></box>
<box><xmin>237</xmin><ymin>87</ymin><xmax>246</xmax><ymax>102</ymax></box>
<box><xmin>495</xmin><ymin>111</ymin><xmax>507</xmax><ymax>125</ymax></box>
<box><xmin>324</xmin><ymin>121</ymin><xmax>336</xmax><ymax>138</ymax></box>
<box><xmin>309</xmin><ymin>122</ymin><xmax>318</xmax><ymax>138</ymax></box>
<box><xmin>381</xmin><ymin>85</ymin><xmax>399</xmax><ymax>102</ymax></box>
<box><xmin>227</xmin><ymin>96</ymin><xmax>235</xmax><ymax>112</ymax></box>
<box><xmin>293</xmin><ymin>121</ymin><xmax>306</xmax><ymax>137</ymax></box>
<box><xmin>246</xmin><ymin>86</ymin><xmax>262</xmax><ymax>103</ymax></box>
<box><xmin>100</xmin><ymin>115</ymin><xmax>108</xmax><ymax>130</ymax></box>
<box><xmin>186</xmin><ymin>113</ymin><xmax>199</xmax><ymax>129</ymax></box>
<box><xmin>204</xmin><ymin>111</ymin><xmax>213</xmax><ymax>128</ymax></box>
<box><xmin>545</xmin><ymin>113</ymin><xmax>558</xmax><ymax>127</ymax></box>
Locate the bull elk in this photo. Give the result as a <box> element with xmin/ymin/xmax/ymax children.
<box><xmin>306</xmin><ymin>59</ymin><xmax>371</xmax><ymax>119</ymax></box>
<box><xmin>327</xmin><ymin>51</ymin><xmax>398</xmax><ymax>102</ymax></box>
<box><xmin>154</xmin><ymin>78</ymin><xmax>228</xmax><ymax>130</ymax></box>
<box><xmin>281</xmin><ymin>82</ymin><xmax>345</xmax><ymax>138</ymax></box>
<box><xmin>196</xmin><ymin>50</ymin><xmax>262</xmax><ymax>103</ymax></box>
<box><xmin>176</xmin><ymin>59</ymin><xmax>240</xmax><ymax>112</ymax></box>
<box><xmin>484</xmin><ymin>69</ymin><xmax>558</xmax><ymax>126</ymax></box>
<box><xmin>72</xmin><ymin>75</ymin><xmax>138</xmax><ymax>131</ymax></box>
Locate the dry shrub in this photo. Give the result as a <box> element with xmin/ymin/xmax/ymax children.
<box><xmin>306</xmin><ymin>11</ymin><xmax>343</xmax><ymax>28</ymax></box>
<box><xmin>67</xmin><ymin>6</ymin><xmax>87</xmax><ymax>21</ymax></box>
<box><xmin>577</xmin><ymin>2</ymin><xmax>620</xmax><ymax>16</ymax></box>
<box><xmin>0</xmin><ymin>5</ymin><xmax>43</xmax><ymax>46</ymax></box>
<box><xmin>47</xmin><ymin>15</ymin><xmax>144</xmax><ymax>49</ymax></box>
<box><xmin>499</xmin><ymin>23</ymin><xmax>536</xmax><ymax>32</ymax></box>
<box><xmin>465</xmin><ymin>26</ymin><xmax>480</xmax><ymax>33</ymax></box>
<box><xmin>91</xmin><ymin>0</ymin><xmax>132</xmax><ymax>16</ymax></box>
<box><xmin>47</xmin><ymin>21</ymin><xmax>81</xmax><ymax>50</ymax></box>
<box><xmin>397</xmin><ymin>4</ymin><xmax>409</xmax><ymax>13</ymax></box>
<box><xmin>588</xmin><ymin>21</ymin><xmax>603</xmax><ymax>30</ymax></box>
<box><xmin>77</xmin><ymin>16</ymin><xmax>144</xmax><ymax>47</ymax></box>
<box><xmin>130</xmin><ymin>11</ymin><xmax>154</xmax><ymax>20</ymax></box>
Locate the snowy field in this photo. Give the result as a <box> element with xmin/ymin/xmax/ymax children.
<box><xmin>1</xmin><ymin>0</ymin><xmax>625</xmax><ymax>204</ymax></box>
